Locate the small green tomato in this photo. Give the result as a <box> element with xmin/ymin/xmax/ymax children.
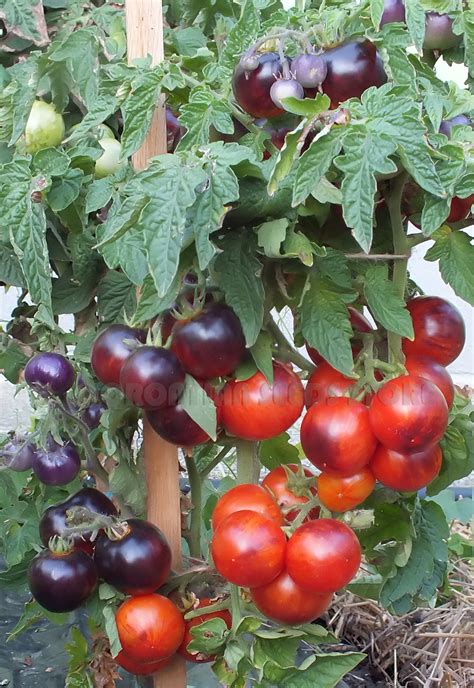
<box><xmin>95</xmin><ymin>137</ymin><xmax>123</xmax><ymax>178</ymax></box>
<box><xmin>25</xmin><ymin>101</ymin><xmax>65</xmax><ymax>154</ymax></box>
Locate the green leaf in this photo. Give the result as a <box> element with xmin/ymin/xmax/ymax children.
<box><xmin>259</xmin><ymin>432</ymin><xmax>300</xmax><ymax>470</ymax></box>
<box><xmin>405</xmin><ymin>0</ymin><xmax>426</xmax><ymax>53</ymax></box>
<box><xmin>85</xmin><ymin>177</ymin><xmax>114</xmax><ymax>214</ymax></box>
<box><xmin>99</xmin><ymin>230</ymin><xmax>148</xmax><ymax>287</ymax></box>
<box><xmin>179</xmin><ymin>86</ymin><xmax>234</xmax><ymax>149</ymax></box>
<box><xmin>420</xmin><ymin>195</ymin><xmax>450</xmax><ymax>236</ymax></box>
<box><xmin>102</xmin><ymin>604</ymin><xmax>122</xmax><ymax>658</ymax></box>
<box><xmin>282</xmin><ymin>652</ymin><xmax>365</xmax><ymax>688</ymax></box>
<box><xmin>283</xmin><ymin>228</ymin><xmax>322</xmax><ymax>266</ymax></box>
<box><xmin>121</xmin><ymin>69</ymin><xmax>162</xmax><ymax>158</ymax></box>
<box><xmin>0</xmin><ymin>335</ymin><xmax>29</xmax><ymax>383</ymax></box>
<box><xmin>52</xmin><ymin>266</ymin><xmax>96</xmax><ymax>315</ymax></box>
<box><xmin>187</xmin><ymin>618</ymin><xmax>230</xmax><ymax>655</ymax></box>
<box><xmin>268</xmin><ymin>120</ymin><xmax>306</xmax><ymax>196</ymax></box>
<box><xmin>65</xmin><ymin>628</ymin><xmax>93</xmax><ymax>688</ymax></box>
<box><xmin>109</xmin><ymin>459</ymin><xmax>145</xmax><ymax>516</ymax></box>
<box><xmin>172</xmin><ymin>26</ymin><xmax>208</xmax><ymax>56</ymax></box>
<box><xmin>250</xmin><ymin>331</ymin><xmax>273</xmax><ymax>383</ymax></box>
<box><xmin>97</xmin><ymin>271</ymin><xmax>136</xmax><ymax>323</ymax></box>
<box><xmin>49</xmin><ymin>28</ymin><xmax>99</xmax><ymax>108</ymax></box>
<box><xmin>425</xmin><ymin>229</ymin><xmax>474</xmax><ymax>305</ymax></box>
<box><xmin>214</xmin><ymin>233</ymin><xmax>265</xmax><ymax>347</ymax></box>
<box><xmin>96</xmin><ymin>194</ymin><xmax>149</xmax><ymax>247</ymax></box>
<box><xmin>33</xmin><ymin>148</ymin><xmax>70</xmax><ymax>177</ymax></box>
<box><xmin>180</xmin><ymin>374</ymin><xmax>217</xmax><ymax>441</ymax></box>
<box><xmin>3</xmin><ymin>520</ymin><xmax>40</xmax><ymax>567</ymax></box>
<box><xmin>8</xmin><ymin>600</ymin><xmax>69</xmax><ymax>643</ymax></box>
<box><xmin>426</xmin><ymin>418</ymin><xmax>474</xmax><ymax>495</ymax></box>
<box><xmin>0</xmin><ymin>243</ymin><xmax>26</xmax><ymax>287</ymax></box>
<box><xmin>363</xmin><ymin>264</ymin><xmax>414</xmax><ymax>338</ymax></box>
<box><xmin>219</xmin><ymin>0</ymin><xmax>260</xmax><ymax>76</ymax></box>
<box><xmin>301</xmin><ymin>275</ymin><xmax>355</xmax><ymax>376</ymax></box>
<box><xmin>47</xmin><ymin>168</ymin><xmax>83</xmax><ymax>212</ymax></box>
<box><xmin>132</xmin><ymin>273</ymin><xmax>180</xmax><ymax>324</ymax></box>
<box><xmin>370</xmin><ymin>0</ymin><xmax>385</xmax><ymax>29</ymax></box>
<box><xmin>292</xmin><ymin>127</ymin><xmax>343</xmax><ymax>207</ymax></box>
<box><xmin>0</xmin><ymin>0</ymin><xmax>49</xmax><ymax>46</ymax></box>
<box><xmin>257</xmin><ymin>219</ymin><xmax>289</xmax><ymax>258</ymax></box>
<box><xmin>280</xmin><ymin>94</ymin><xmax>330</xmax><ymax>118</ymax></box>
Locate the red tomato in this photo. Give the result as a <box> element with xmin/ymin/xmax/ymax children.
<box><xmin>404</xmin><ymin>355</ymin><xmax>455</xmax><ymax>409</ymax></box>
<box><xmin>317</xmin><ymin>468</ymin><xmax>376</xmax><ymax>512</ymax></box>
<box><xmin>305</xmin><ymin>307</ymin><xmax>373</xmax><ymax>366</ymax></box>
<box><xmin>221</xmin><ymin>361</ymin><xmax>304</xmax><ymax>441</ymax></box>
<box><xmin>212</xmin><ymin>484</ymin><xmax>283</xmax><ymax>530</ymax></box>
<box><xmin>178</xmin><ymin>599</ymin><xmax>232</xmax><ymax>663</ymax></box>
<box><xmin>402</xmin><ymin>296</ymin><xmax>465</xmax><ymax>366</ymax></box>
<box><xmin>301</xmin><ymin>397</ymin><xmax>377</xmax><ymax>476</ymax></box>
<box><xmin>447</xmin><ymin>194</ymin><xmax>474</xmax><ymax>222</ymax></box>
<box><xmin>286</xmin><ymin>519</ymin><xmax>361</xmax><ymax>593</ymax></box>
<box><xmin>304</xmin><ymin>362</ymin><xmax>355</xmax><ymax>408</ymax></box>
<box><xmin>250</xmin><ymin>570</ymin><xmax>332</xmax><ymax>625</ymax></box>
<box><xmin>116</xmin><ymin>594</ymin><xmax>185</xmax><ymax>664</ymax></box>
<box><xmin>369</xmin><ymin>374</ymin><xmax>448</xmax><ymax>454</ymax></box>
<box><xmin>370</xmin><ymin>443</ymin><xmax>442</xmax><ymax>492</ymax></box>
<box><xmin>116</xmin><ymin>651</ymin><xmax>171</xmax><ymax>676</ymax></box>
<box><xmin>211</xmin><ymin>510</ymin><xmax>286</xmax><ymax>588</ymax></box>
<box><xmin>262</xmin><ymin>465</ymin><xmax>319</xmax><ymax>523</ymax></box>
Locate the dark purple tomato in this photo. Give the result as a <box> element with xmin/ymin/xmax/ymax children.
<box><xmin>120</xmin><ymin>346</ymin><xmax>185</xmax><ymax>410</ymax></box>
<box><xmin>439</xmin><ymin>115</ymin><xmax>471</xmax><ymax>138</ymax></box>
<box><xmin>270</xmin><ymin>78</ymin><xmax>304</xmax><ymax>109</ymax></box>
<box><xmin>39</xmin><ymin>487</ymin><xmax>118</xmax><ymax>551</ymax></box>
<box><xmin>171</xmin><ymin>303</ymin><xmax>246</xmax><ymax>380</ymax></box>
<box><xmin>91</xmin><ymin>325</ymin><xmax>146</xmax><ymax>388</ymax></box>
<box><xmin>232</xmin><ymin>52</ymin><xmax>283</xmax><ymax>119</ymax></box>
<box><xmin>292</xmin><ymin>53</ymin><xmax>327</xmax><ymax>88</ymax></box>
<box><xmin>24</xmin><ymin>352</ymin><xmax>75</xmax><ymax>397</ymax></box>
<box><xmin>81</xmin><ymin>402</ymin><xmax>106</xmax><ymax>430</ymax></box>
<box><xmin>424</xmin><ymin>13</ymin><xmax>460</xmax><ymax>51</ymax></box>
<box><xmin>28</xmin><ymin>549</ymin><xmax>98</xmax><ymax>612</ymax></box>
<box><xmin>166</xmin><ymin>108</ymin><xmax>183</xmax><ymax>152</ymax></box>
<box><xmin>0</xmin><ymin>437</ymin><xmax>37</xmax><ymax>472</ymax></box>
<box><xmin>94</xmin><ymin>518</ymin><xmax>172</xmax><ymax>595</ymax></box>
<box><xmin>33</xmin><ymin>438</ymin><xmax>81</xmax><ymax>486</ymax></box>
<box><xmin>321</xmin><ymin>40</ymin><xmax>386</xmax><ymax>107</ymax></box>
<box><xmin>380</xmin><ymin>0</ymin><xmax>406</xmax><ymax>26</ymax></box>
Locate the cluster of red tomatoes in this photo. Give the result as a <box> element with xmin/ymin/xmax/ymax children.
<box><xmin>210</xmin><ymin>482</ymin><xmax>360</xmax><ymax>624</ymax></box>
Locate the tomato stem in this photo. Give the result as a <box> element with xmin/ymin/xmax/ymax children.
<box><xmin>236</xmin><ymin>441</ymin><xmax>259</xmax><ymax>484</ymax></box>
<box><xmin>199</xmin><ymin>446</ymin><xmax>233</xmax><ymax>480</ymax></box>
<box><xmin>266</xmin><ymin>316</ymin><xmax>315</xmax><ymax>373</ymax></box>
<box><xmin>230</xmin><ymin>585</ymin><xmax>243</xmax><ymax>631</ymax></box>
<box><xmin>185</xmin><ymin>454</ymin><xmax>202</xmax><ymax>559</ymax></box>
<box><xmin>184</xmin><ymin>598</ymin><xmax>231</xmax><ymax>621</ymax></box>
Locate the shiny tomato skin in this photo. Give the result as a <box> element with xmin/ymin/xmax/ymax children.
<box><xmin>402</xmin><ymin>296</ymin><xmax>465</xmax><ymax>366</ymax></box>
<box><xmin>380</xmin><ymin>0</ymin><xmax>406</xmax><ymax>26</ymax></box>
<box><xmin>447</xmin><ymin>194</ymin><xmax>474</xmax><ymax>222</ymax></box>
<box><xmin>232</xmin><ymin>53</ymin><xmax>283</xmax><ymax>119</ymax></box>
<box><xmin>91</xmin><ymin>325</ymin><xmax>146</xmax><ymax>388</ymax></box>
<box><xmin>370</xmin><ymin>443</ymin><xmax>442</xmax><ymax>492</ymax></box>
<box><xmin>116</xmin><ymin>651</ymin><xmax>171</xmax><ymax>676</ymax></box>
<box><xmin>250</xmin><ymin>570</ymin><xmax>332</xmax><ymax>625</ymax></box>
<box><xmin>262</xmin><ymin>465</ymin><xmax>319</xmax><ymax>523</ymax></box>
<box><xmin>321</xmin><ymin>41</ymin><xmax>386</xmax><ymax>107</ymax></box>
<box><xmin>116</xmin><ymin>594</ymin><xmax>185</xmax><ymax>663</ymax></box>
<box><xmin>304</xmin><ymin>362</ymin><xmax>355</xmax><ymax>408</ymax></box>
<box><xmin>317</xmin><ymin>468</ymin><xmax>376</xmax><ymax>512</ymax></box>
<box><xmin>171</xmin><ymin>303</ymin><xmax>246</xmax><ymax>380</ymax></box>
<box><xmin>94</xmin><ymin>519</ymin><xmax>171</xmax><ymax>595</ymax></box>
<box><xmin>211</xmin><ymin>510</ymin><xmax>286</xmax><ymax>588</ymax></box>
<box><xmin>305</xmin><ymin>307</ymin><xmax>373</xmax><ymax>366</ymax></box>
<box><xmin>120</xmin><ymin>346</ymin><xmax>185</xmax><ymax>410</ymax></box>
<box><xmin>286</xmin><ymin>519</ymin><xmax>361</xmax><ymax>593</ymax></box>
<box><xmin>404</xmin><ymin>355</ymin><xmax>455</xmax><ymax>409</ymax></box>
<box><xmin>301</xmin><ymin>398</ymin><xmax>377</xmax><ymax>476</ymax></box>
<box><xmin>178</xmin><ymin>599</ymin><xmax>232</xmax><ymax>663</ymax></box>
<box><xmin>369</xmin><ymin>374</ymin><xmax>448</xmax><ymax>454</ymax></box>
<box><xmin>221</xmin><ymin>362</ymin><xmax>304</xmax><ymax>441</ymax></box>
<box><xmin>212</xmin><ymin>484</ymin><xmax>283</xmax><ymax>530</ymax></box>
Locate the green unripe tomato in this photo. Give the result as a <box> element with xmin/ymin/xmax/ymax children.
<box><xmin>95</xmin><ymin>138</ymin><xmax>123</xmax><ymax>178</ymax></box>
<box><xmin>25</xmin><ymin>101</ymin><xmax>65</xmax><ymax>154</ymax></box>
<box><xmin>98</xmin><ymin>124</ymin><xmax>115</xmax><ymax>140</ymax></box>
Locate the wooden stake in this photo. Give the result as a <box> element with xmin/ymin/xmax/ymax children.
<box><xmin>125</xmin><ymin>2</ymin><xmax>186</xmax><ymax>687</ymax></box>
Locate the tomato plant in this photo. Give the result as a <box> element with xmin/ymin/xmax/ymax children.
<box><xmin>0</xmin><ymin>0</ymin><xmax>473</xmax><ymax>684</ymax></box>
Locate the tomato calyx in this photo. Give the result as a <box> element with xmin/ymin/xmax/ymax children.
<box><xmin>63</xmin><ymin>505</ymin><xmax>127</xmax><ymax>542</ymax></box>
<box><xmin>279</xmin><ymin>463</ymin><xmax>317</xmax><ymax>499</ymax></box>
<box><xmin>47</xmin><ymin>534</ymin><xmax>75</xmax><ymax>556</ymax></box>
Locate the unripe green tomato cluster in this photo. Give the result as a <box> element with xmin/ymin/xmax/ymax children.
<box><xmin>25</xmin><ymin>101</ymin><xmax>65</xmax><ymax>154</ymax></box>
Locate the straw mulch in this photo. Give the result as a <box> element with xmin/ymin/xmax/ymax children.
<box><xmin>325</xmin><ymin>527</ymin><xmax>473</xmax><ymax>687</ymax></box>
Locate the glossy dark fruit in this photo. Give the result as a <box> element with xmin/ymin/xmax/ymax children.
<box><xmin>404</xmin><ymin>356</ymin><xmax>455</xmax><ymax>409</ymax></box>
<box><xmin>24</xmin><ymin>352</ymin><xmax>75</xmax><ymax>397</ymax></box>
<box><xmin>369</xmin><ymin>375</ymin><xmax>448</xmax><ymax>454</ymax></box>
<box><xmin>81</xmin><ymin>402</ymin><xmax>106</xmax><ymax>430</ymax></box>
<box><xmin>292</xmin><ymin>53</ymin><xmax>327</xmax><ymax>88</ymax></box>
<box><xmin>306</xmin><ymin>306</ymin><xmax>373</xmax><ymax>366</ymax></box>
<box><xmin>221</xmin><ymin>361</ymin><xmax>304</xmax><ymax>441</ymax></box>
<box><xmin>171</xmin><ymin>303</ymin><xmax>246</xmax><ymax>380</ymax></box>
<box><xmin>301</xmin><ymin>397</ymin><xmax>377</xmax><ymax>476</ymax></box>
<box><xmin>146</xmin><ymin>382</ymin><xmax>220</xmax><ymax>447</ymax></box>
<box><xmin>120</xmin><ymin>346</ymin><xmax>185</xmax><ymax>410</ymax></box>
<box><xmin>212</xmin><ymin>484</ymin><xmax>284</xmax><ymax>530</ymax></box>
<box><xmin>317</xmin><ymin>468</ymin><xmax>376</xmax><ymax>512</ymax></box>
<box><xmin>178</xmin><ymin>599</ymin><xmax>232</xmax><ymax>663</ymax></box>
<box><xmin>424</xmin><ymin>12</ymin><xmax>460</xmax><ymax>51</ymax></box>
<box><xmin>286</xmin><ymin>519</ymin><xmax>361</xmax><ymax>593</ymax></box>
<box><xmin>370</xmin><ymin>443</ymin><xmax>442</xmax><ymax>491</ymax></box>
<box><xmin>270</xmin><ymin>78</ymin><xmax>304</xmax><ymax>109</ymax></box>
<box><xmin>321</xmin><ymin>40</ymin><xmax>386</xmax><ymax>107</ymax></box>
<box><xmin>28</xmin><ymin>549</ymin><xmax>97</xmax><ymax>612</ymax></box>
<box><xmin>116</xmin><ymin>594</ymin><xmax>185</xmax><ymax>663</ymax></box>
<box><xmin>211</xmin><ymin>510</ymin><xmax>286</xmax><ymax>588</ymax></box>
<box><xmin>116</xmin><ymin>651</ymin><xmax>171</xmax><ymax>676</ymax></box>
<box><xmin>232</xmin><ymin>52</ymin><xmax>283</xmax><ymax>118</ymax></box>
<box><xmin>251</xmin><ymin>570</ymin><xmax>332</xmax><ymax>625</ymax></box>
<box><xmin>402</xmin><ymin>296</ymin><xmax>465</xmax><ymax>366</ymax></box>
<box><xmin>447</xmin><ymin>194</ymin><xmax>474</xmax><ymax>222</ymax></box>
<box><xmin>33</xmin><ymin>438</ymin><xmax>81</xmax><ymax>486</ymax></box>
<box><xmin>0</xmin><ymin>438</ymin><xmax>37</xmax><ymax>472</ymax></box>
<box><xmin>91</xmin><ymin>324</ymin><xmax>146</xmax><ymax>388</ymax></box>
<box><xmin>94</xmin><ymin>518</ymin><xmax>171</xmax><ymax>595</ymax></box>
<box><xmin>166</xmin><ymin>108</ymin><xmax>183</xmax><ymax>152</ymax></box>
<box><xmin>439</xmin><ymin>114</ymin><xmax>471</xmax><ymax>138</ymax></box>
<box><xmin>380</xmin><ymin>0</ymin><xmax>406</xmax><ymax>26</ymax></box>
<box><xmin>39</xmin><ymin>487</ymin><xmax>118</xmax><ymax>550</ymax></box>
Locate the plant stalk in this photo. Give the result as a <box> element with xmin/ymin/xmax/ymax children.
<box><xmin>236</xmin><ymin>440</ymin><xmax>258</xmax><ymax>484</ymax></box>
<box><xmin>184</xmin><ymin>454</ymin><xmax>202</xmax><ymax>559</ymax></box>
<box><xmin>267</xmin><ymin>316</ymin><xmax>315</xmax><ymax>373</ymax></box>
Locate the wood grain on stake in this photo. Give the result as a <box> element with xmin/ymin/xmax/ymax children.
<box><xmin>125</xmin><ymin>2</ymin><xmax>187</xmax><ymax>686</ymax></box>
